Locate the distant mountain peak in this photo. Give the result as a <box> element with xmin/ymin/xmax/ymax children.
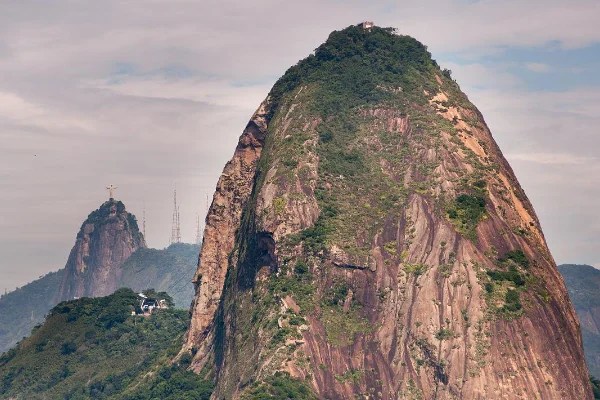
<box><xmin>57</xmin><ymin>200</ymin><xmax>145</xmax><ymax>301</ymax></box>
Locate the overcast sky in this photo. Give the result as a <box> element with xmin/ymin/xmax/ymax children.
<box><xmin>1</xmin><ymin>0</ymin><xmax>599</xmax><ymax>291</ymax></box>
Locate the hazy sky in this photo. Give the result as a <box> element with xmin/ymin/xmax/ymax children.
<box><xmin>1</xmin><ymin>0</ymin><xmax>599</xmax><ymax>291</ymax></box>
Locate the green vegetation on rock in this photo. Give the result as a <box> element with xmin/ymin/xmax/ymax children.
<box><xmin>499</xmin><ymin>250</ymin><xmax>529</xmax><ymax>269</ymax></box>
<box><xmin>447</xmin><ymin>194</ymin><xmax>487</xmax><ymax>241</ymax></box>
<box><xmin>291</xmin><ymin>201</ymin><xmax>338</xmax><ymax>254</ymax></box>
<box><xmin>487</xmin><ymin>266</ymin><xmax>526</xmax><ymax>287</ymax></box>
<box><xmin>119</xmin><ymin>354</ymin><xmax>214</xmax><ymax>400</ymax></box>
<box><xmin>319</xmin><ymin>281</ymin><xmax>372</xmax><ymax>347</ymax></box>
<box><xmin>435</xmin><ymin>328</ymin><xmax>455</xmax><ymax>341</ymax></box>
<box><xmin>483</xmin><ymin>250</ymin><xmax>531</xmax><ymax>319</ymax></box>
<box><xmin>268</xmin><ymin>263</ymin><xmax>316</xmax><ymax>313</ymax></box>
<box><xmin>241</xmin><ymin>371</ymin><xmax>318</xmax><ymax>399</ymax></box>
<box><xmin>268</xmin><ymin>25</ymin><xmax>436</xmax><ymax>120</ymax></box>
<box><xmin>267</xmin><ymin>25</ymin><xmax>441</xmax><ymax>257</ymax></box>
<box><xmin>79</xmin><ymin>200</ymin><xmax>140</xmax><ymax>239</ymax></box>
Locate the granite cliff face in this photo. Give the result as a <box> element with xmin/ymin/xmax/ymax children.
<box><xmin>57</xmin><ymin>200</ymin><xmax>145</xmax><ymax>301</ymax></box>
<box><xmin>184</xmin><ymin>25</ymin><xmax>591</xmax><ymax>399</ymax></box>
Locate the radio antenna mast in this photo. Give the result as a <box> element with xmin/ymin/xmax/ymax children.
<box><xmin>170</xmin><ymin>189</ymin><xmax>181</xmax><ymax>244</ymax></box>
<box><xmin>176</xmin><ymin>205</ymin><xmax>181</xmax><ymax>243</ymax></box>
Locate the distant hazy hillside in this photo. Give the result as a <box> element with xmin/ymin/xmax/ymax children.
<box><xmin>0</xmin><ymin>244</ymin><xmax>199</xmax><ymax>355</ymax></box>
<box><xmin>119</xmin><ymin>243</ymin><xmax>200</xmax><ymax>309</ymax></box>
<box><xmin>0</xmin><ymin>288</ymin><xmax>212</xmax><ymax>400</ymax></box>
<box><xmin>559</xmin><ymin>264</ymin><xmax>600</xmax><ymax>378</ymax></box>
<box><xmin>0</xmin><ymin>270</ymin><xmax>62</xmax><ymax>355</ymax></box>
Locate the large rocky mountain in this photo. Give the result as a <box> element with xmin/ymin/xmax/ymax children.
<box><xmin>183</xmin><ymin>25</ymin><xmax>591</xmax><ymax>399</ymax></box>
<box><xmin>57</xmin><ymin>199</ymin><xmax>146</xmax><ymax>301</ymax></box>
<box><xmin>559</xmin><ymin>264</ymin><xmax>600</xmax><ymax>378</ymax></box>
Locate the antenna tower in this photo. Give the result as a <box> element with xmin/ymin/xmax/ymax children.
<box><xmin>142</xmin><ymin>205</ymin><xmax>146</xmax><ymax>239</ymax></box>
<box><xmin>170</xmin><ymin>190</ymin><xmax>181</xmax><ymax>244</ymax></box>
<box><xmin>177</xmin><ymin>206</ymin><xmax>181</xmax><ymax>243</ymax></box>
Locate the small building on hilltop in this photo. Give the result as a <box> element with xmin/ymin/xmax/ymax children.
<box><xmin>134</xmin><ymin>293</ymin><xmax>168</xmax><ymax>315</ymax></box>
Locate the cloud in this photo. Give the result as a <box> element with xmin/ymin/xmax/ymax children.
<box><xmin>524</xmin><ymin>62</ymin><xmax>552</xmax><ymax>73</ymax></box>
<box><xmin>391</xmin><ymin>0</ymin><xmax>600</xmax><ymax>53</ymax></box>
<box><xmin>0</xmin><ymin>91</ymin><xmax>94</xmax><ymax>132</ymax></box>
<box><xmin>507</xmin><ymin>153</ymin><xmax>597</xmax><ymax>164</ymax></box>
<box><xmin>439</xmin><ymin>62</ymin><xmax>521</xmax><ymax>89</ymax></box>
<box><xmin>84</xmin><ymin>75</ymin><xmax>270</xmax><ymax>110</ymax></box>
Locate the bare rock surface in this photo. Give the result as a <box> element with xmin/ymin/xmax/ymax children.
<box><xmin>57</xmin><ymin>200</ymin><xmax>145</xmax><ymax>301</ymax></box>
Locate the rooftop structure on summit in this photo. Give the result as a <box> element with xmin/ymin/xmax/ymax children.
<box><xmin>361</xmin><ymin>21</ymin><xmax>374</xmax><ymax>30</ymax></box>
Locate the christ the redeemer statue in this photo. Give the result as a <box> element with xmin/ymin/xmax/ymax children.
<box><xmin>106</xmin><ymin>184</ymin><xmax>117</xmax><ymax>200</ymax></box>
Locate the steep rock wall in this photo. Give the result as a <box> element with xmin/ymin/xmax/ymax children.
<box><xmin>184</xmin><ymin>102</ymin><xmax>269</xmax><ymax>355</ymax></box>
<box><xmin>185</xmin><ymin>25</ymin><xmax>591</xmax><ymax>399</ymax></box>
<box><xmin>57</xmin><ymin>200</ymin><xmax>145</xmax><ymax>301</ymax></box>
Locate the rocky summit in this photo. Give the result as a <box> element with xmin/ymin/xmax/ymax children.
<box><xmin>183</xmin><ymin>24</ymin><xmax>591</xmax><ymax>399</ymax></box>
<box><xmin>57</xmin><ymin>199</ymin><xmax>146</xmax><ymax>301</ymax></box>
